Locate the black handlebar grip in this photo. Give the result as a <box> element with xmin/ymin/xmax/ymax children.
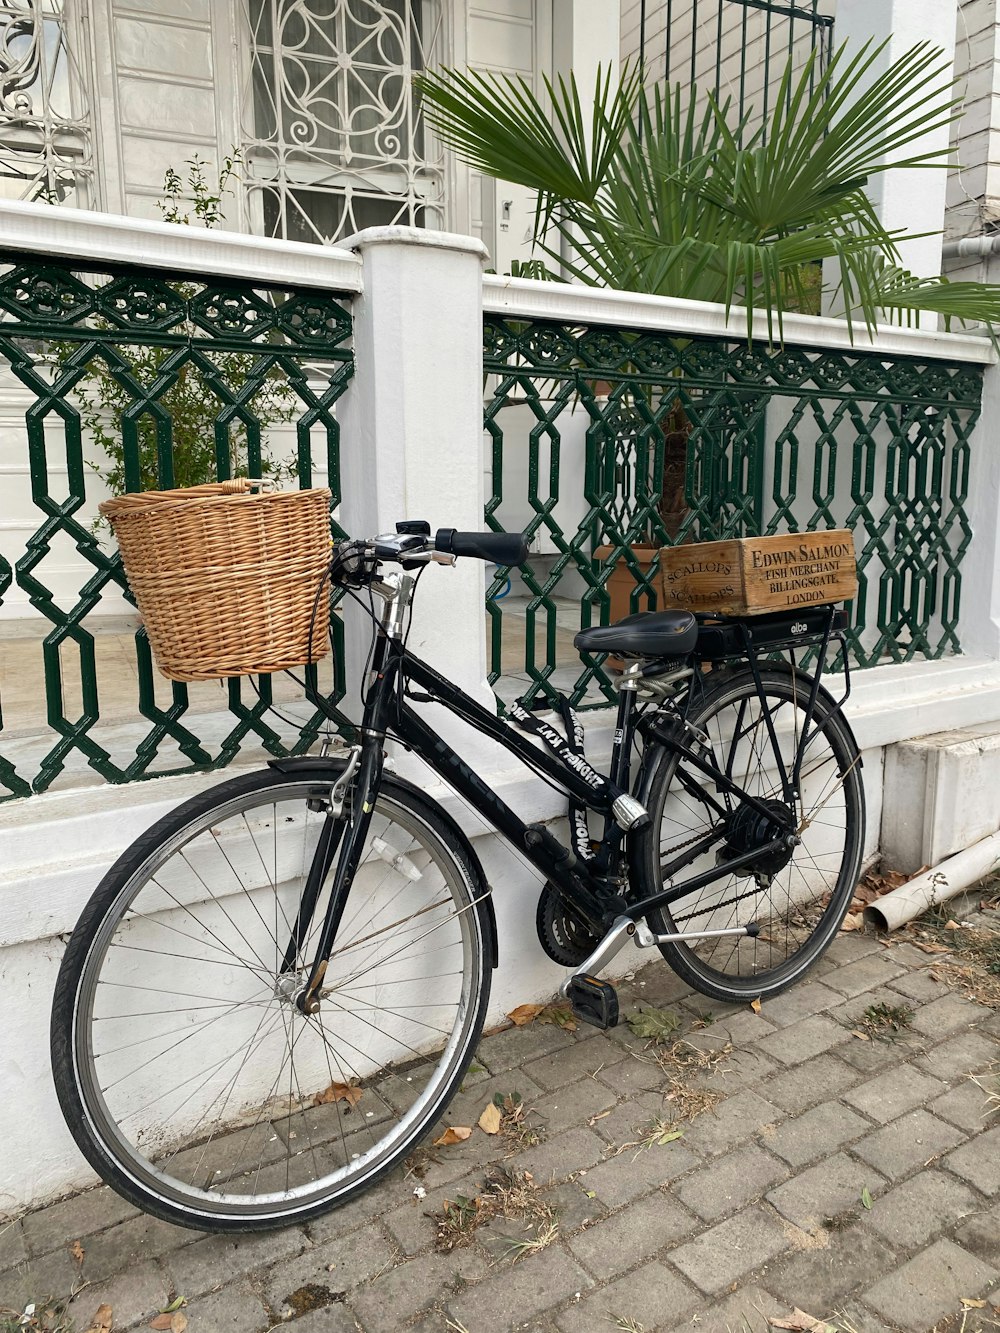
<box><xmin>435</xmin><ymin>529</ymin><xmax>529</xmax><ymax>566</ymax></box>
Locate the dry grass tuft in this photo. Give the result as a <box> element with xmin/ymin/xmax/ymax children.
<box><xmin>609</xmin><ymin>1115</ymin><xmax>685</xmax><ymax>1159</ymax></box>
<box><xmin>905</xmin><ymin>910</ymin><xmax>1000</xmax><ymax>1009</ymax></box>
<box><xmin>969</xmin><ymin>1061</ymin><xmax>1000</xmax><ymax>1120</ymax></box>
<box><xmin>0</xmin><ymin>1302</ymin><xmax>72</xmax><ymax>1333</ymax></box>
<box><xmin>652</xmin><ymin>1035</ymin><xmax>733</xmax><ymax>1123</ymax></box>
<box><xmin>495</xmin><ymin>1092</ymin><xmax>543</xmax><ymax>1153</ymax></box>
<box><xmin>856</xmin><ymin>1001</ymin><xmax>914</xmax><ymax>1041</ymax></box>
<box><xmin>433</xmin><ymin>1164</ymin><xmax>557</xmax><ymax>1257</ymax></box>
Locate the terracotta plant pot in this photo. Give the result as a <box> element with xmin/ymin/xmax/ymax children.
<box><xmin>593</xmin><ymin>544</ymin><xmax>668</xmax><ymax>669</ymax></box>
<box><xmin>595</xmin><ymin>544</ymin><xmax>667</xmax><ymax>622</ymax></box>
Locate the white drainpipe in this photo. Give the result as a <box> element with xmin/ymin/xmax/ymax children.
<box><xmin>941</xmin><ymin>236</ymin><xmax>1000</xmax><ymax>261</ymax></box>
<box><xmin>863</xmin><ymin>829</ymin><xmax>1000</xmax><ymax>932</ymax></box>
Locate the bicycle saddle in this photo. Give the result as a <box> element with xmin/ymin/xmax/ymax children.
<box><xmin>574</xmin><ymin>609</ymin><xmax>698</xmax><ymax>658</ymax></box>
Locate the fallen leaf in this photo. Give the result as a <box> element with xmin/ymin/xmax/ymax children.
<box><xmin>433</xmin><ymin>1125</ymin><xmax>472</xmax><ymax>1146</ymax></box>
<box><xmin>170</xmin><ymin>1314</ymin><xmax>187</xmax><ymax>1333</ymax></box>
<box><xmin>162</xmin><ymin>1300</ymin><xmax>186</xmax><ymax>1315</ymax></box>
<box><xmin>507</xmin><ymin>1003</ymin><xmax>545</xmax><ymax>1026</ymax></box>
<box><xmin>149</xmin><ymin>1319</ymin><xmax>172</xmax><ymax>1331</ymax></box>
<box><xmin>913</xmin><ymin>939</ymin><xmax>950</xmax><ymax>954</ymax></box>
<box><xmin>83</xmin><ymin>1305</ymin><xmax>114</xmax><ymax>1333</ymax></box>
<box><xmin>749</xmin><ymin>997</ymin><xmax>762</xmax><ymax>1014</ymax></box>
<box><xmin>583</xmin><ymin>1189</ymin><xmax>597</xmax><ymax>1199</ymax></box>
<box><xmin>840</xmin><ymin>913</ymin><xmax>862</xmax><ymax>932</ymax></box>
<box><xmin>70</xmin><ymin>1238</ymin><xmax>85</xmax><ymax>1265</ymax></box>
<box><xmin>314</xmin><ymin>1080</ymin><xmax>362</xmax><ymax>1109</ymax></box>
<box><xmin>478</xmin><ymin>1102</ymin><xmax>503</xmax><ymax>1135</ymax></box>
<box><xmin>861</xmin><ymin>1186</ymin><xmax>873</xmax><ymax>1209</ymax></box>
<box><xmin>769</xmin><ymin>1309</ymin><xmax>825</xmax><ymax>1331</ymax></box>
<box><xmin>850</xmin><ymin>1029</ymin><xmax>871</xmax><ymax>1041</ymax></box>
<box><xmin>945</xmin><ymin>920</ymin><xmax>960</xmax><ymax>930</ymax></box>
<box><xmin>961</xmin><ymin>1298</ymin><xmax>986</xmax><ymax>1309</ymax></box>
<box><xmin>625</xmin><ymin>1005</ymin><xmax>682</xmax><ymax>1042</ymax></box>
<box><xmin>655</xmin><ymin>1128</ymin><xmax>685</xmax><ymax>1145</ymax></box>
<box><xmin>537</xmin><ymin>1005</ymin><xmax>577</xmax><ymax>1032</ymax></box>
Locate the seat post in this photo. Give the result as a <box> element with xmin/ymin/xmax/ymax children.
<box><xmin>609</xmin><ymin>672</ymin><xmax>639</xmax><ymax>791</ymax></box>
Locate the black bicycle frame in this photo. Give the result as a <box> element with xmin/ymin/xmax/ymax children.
<box><xmin>290</xmin><ymin>623</ymin><xmax>805</xmax><ymax>1012</ymax></box>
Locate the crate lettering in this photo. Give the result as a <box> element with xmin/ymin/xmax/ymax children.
<box><xmin>660</xmin><ymin>530</ymin><xmax>857</xmax><ymax>616</ymax></box>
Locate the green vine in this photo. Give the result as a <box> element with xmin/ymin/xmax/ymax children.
<box><xmin>62</xmin><ymin>151</ymin><xmax>296</xmax><ymax>506</ymax></box>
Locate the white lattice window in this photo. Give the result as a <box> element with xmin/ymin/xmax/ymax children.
<box><xmin>0</xmin><ymin>0</ymin><xmax>92</xmax><ymax>205</ymax></box>
<box><xmin>241</xmin><ymin>0</ymin><xmax>446</xmax><ymax>245</ymax></box>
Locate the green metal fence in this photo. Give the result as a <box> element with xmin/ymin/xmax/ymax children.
<box><xmin>0</xmin><ymin>255</ymin><xmax>354</xmax><ymax>803</ymax></box>
<box><xmin>0</xmin><ymin>264</ymin><xmax>987</xmax><ymax>801</ymax></box>
<box><xmin>483</xmin><ymin>315</ymin><xmax>984</xmax><ymax>708</ymax></box>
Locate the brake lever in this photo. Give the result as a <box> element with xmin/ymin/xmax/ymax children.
<box><xmin>373</xmin><ymin>533</ymin><xmax>426</xmax><ymax>560</ymax></box>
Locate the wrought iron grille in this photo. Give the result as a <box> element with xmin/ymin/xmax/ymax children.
<box><xmin>0</xmin><ymin>0</ymin><xmax>94</xmax><ymax>205</ymax></box>
<box><xmin>242</xmin><ymin>0</ymin><xmax>446</xmax><ymax>246</ymax></box>
<box><xmin>633</xmin><ymin>0</ymin><xmax>834</xmax><ymax>140</ymax></box>
<box><xmin>0</xmin><ymin>256</ymin><xmax>354</xmax><ymax>803</ymax></box>
<box><xmin>483</xmin><ymin>316</ymin><xmax>983</xmax><ymax>709</ymax></box>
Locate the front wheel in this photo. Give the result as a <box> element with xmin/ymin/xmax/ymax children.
<box><xmin>51</xmin><ymin>765</ymin><xmax>493</xmax><ymax>1232</ymax></box>
<box><xmin>633</xmin><ymin>667</ymin><xmax>865</xmax><ymax>1003</ymax></box>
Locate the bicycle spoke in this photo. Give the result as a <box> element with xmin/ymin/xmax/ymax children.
<box><xmin>62</xmin><ymin>774</ymin><xmax>487</xmax><ymax>1226</ymax></box>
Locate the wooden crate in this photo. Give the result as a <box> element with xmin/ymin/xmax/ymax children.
<box><xmin>660</xmin><ymin>530</ymin><xmax>857</xmax><ymax>615</ymax></box>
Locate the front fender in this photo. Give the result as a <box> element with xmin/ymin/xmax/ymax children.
<box><xmin>268</xmin><ymin>755</ymin><xmax>500</xmax><ymax>968</ymax></box>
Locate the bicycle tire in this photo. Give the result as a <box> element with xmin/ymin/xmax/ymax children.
<box><xmin>633</xmin><ymin>666</ymin><xmax>864</xmax><ymax>1003</ymax></box>
<box><xmin>51</xmin><ymin>764</ymin><xmax>493</xmax><ymax>1232</ymax></box>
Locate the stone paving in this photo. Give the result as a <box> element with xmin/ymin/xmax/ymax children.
<box><xmin>4</xmin><ymin>915</ymin><xmax>1000</xmax><ymax>1333</ymax></box>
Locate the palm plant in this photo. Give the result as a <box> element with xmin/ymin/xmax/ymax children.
<box><xmin>415</xmin><ymin>40</ymin><xmax>1000</xmax><ymax>341</ymax></box>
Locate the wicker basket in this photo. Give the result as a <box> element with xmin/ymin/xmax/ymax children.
<box><xmin>100</xmin><ymin>479</ymin><xmax>332</xmax><ymax>682</ymax></box>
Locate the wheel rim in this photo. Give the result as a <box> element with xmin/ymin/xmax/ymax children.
<box><xmin>653</xmin><ymin>681</ymin><xmax>860</xmax><ymax>987</ymax></box>
<box><xmin>71</xmin><ymin>781</ymin><xmax>483</xmax><ymax>1220</ymax></box>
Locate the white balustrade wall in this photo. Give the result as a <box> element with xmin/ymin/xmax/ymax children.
<box><xmin>2</xmin><ymin>212</ymin><xmax>1000</xmax><ymax>1211</ymax></box>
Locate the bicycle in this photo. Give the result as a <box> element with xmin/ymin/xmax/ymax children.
<box><xmin>50</xmin><ymin>522</ymin><xmax>864</xmax><ymax>1233</ymax></box>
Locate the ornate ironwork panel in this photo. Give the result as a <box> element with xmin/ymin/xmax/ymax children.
<box><xmin>242</xmin><ymin>0</ymin><xmax>446</xmax><ymax>245</ymax></box>
<box><xmin>483</xmin><ymin>315</ymin><xmax>982</xmax><ymax>708</ymax></box>
<box><xmin>0</xmin><ymin>255</ymin><xmax>354</xmax><ymax>803</ymax></box>
<box><xmin>0</xmin><ymin>0</ymin><xmax>94</xmax><ymax>205</ymax></box>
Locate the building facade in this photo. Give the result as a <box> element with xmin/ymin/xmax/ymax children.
<box><xmin>0</xmin><ymin>0</ymin><xmax>579</xmax><ymax>267</ymax></box>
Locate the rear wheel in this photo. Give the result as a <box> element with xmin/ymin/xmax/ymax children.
<box><xmin>634</xmin><ymin>668</ymin><xmax>864</xmax><ymax>1002</ymax></box>
<box><xmin>51</xmin><ymin>765</ymin><xmax>492</xmax><ymax>1232</ymax></box>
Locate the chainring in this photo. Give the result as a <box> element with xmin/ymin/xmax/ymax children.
<box><xmin>536</xmin><ymin>881</ymin><xmax>602</xmax><ymax>967</ymax></box>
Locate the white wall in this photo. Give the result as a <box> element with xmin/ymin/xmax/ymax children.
<box><xmin>1</xmin><ymin>215</ymin><xmax>999</xmax><ymax>1213</ymax></box>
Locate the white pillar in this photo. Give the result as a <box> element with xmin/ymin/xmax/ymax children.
<box><xmin>959</xmin><ymin>357</ymin><xmax>1000</xmax><ymax>660</ymax></box>
<box><xmin>552</xmin><ymin>0</ymin><xmax>621</xmax><ymax>89</ymax></box>
<box><xmin>338</xmin><ymin>226</ymin><xmax>496</xmax><ymax>722</ymax></box>
<box><xmin>834</xmin><ymin>0</ymin><xmax>957</xmax><ymax>284</ymax></box>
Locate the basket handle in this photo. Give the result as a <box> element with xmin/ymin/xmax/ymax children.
<box><xmin>99</xmin><ymin>478</ymin><xmax>275</xmax><ymax>517</ymax></box>
<box><xmin>165</xmin><ymin>478</ymin><xmax>274</xmax><ymax>498</ymax></box>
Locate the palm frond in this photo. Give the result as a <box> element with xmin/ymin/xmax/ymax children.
<box><xmin>416</xmin><ymin>43</ymin><xmax>1000</xmax><ymax>343</ymax></box>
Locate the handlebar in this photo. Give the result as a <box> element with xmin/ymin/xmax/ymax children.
<box><xmin>434</xmin><ymin>529</ymin><xmax>530</xmax><ymax>566</ymax></box>
<box><xmin>330</xmin><ymin>524</ymin><xmax>529</xmax><ymax>588</ymax></box>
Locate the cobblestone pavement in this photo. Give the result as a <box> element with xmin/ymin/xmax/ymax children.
<box><xmin>4</xmin><ymin>914</ymin><xmax>1000</xmax><ymax>1333</ymax></box>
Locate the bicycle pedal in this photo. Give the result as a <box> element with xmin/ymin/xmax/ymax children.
<box><xmin>566</xmin><ymin>974</ymin><xmax>619</xmax><ymax>1030</ymax></box>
